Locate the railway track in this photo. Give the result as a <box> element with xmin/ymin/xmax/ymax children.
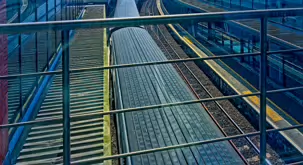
<box><xmin>140</xmin><ymin>0</ymin><xmax>284</xmax><ymax>164</ymax></box>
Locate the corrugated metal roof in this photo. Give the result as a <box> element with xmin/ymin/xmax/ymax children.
<box><xmin>114</xmin><ymin>0</ymin><xmax>139</xmax><ymax>17</ymax></box>
<box><xmin>112</xmin><ymin>27</ymin><xmax>244</xmax><ymax>165</ymax></box>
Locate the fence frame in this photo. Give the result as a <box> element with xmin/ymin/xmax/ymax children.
<box><xmin>1</xmin><ymin>7</ymin><xmax>303</xmax><ymax>165</ymax></box>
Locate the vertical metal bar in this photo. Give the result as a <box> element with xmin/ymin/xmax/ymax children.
<box><xmin>70</xmin><ymin>0</ymin><xmax>72</xmax><ymax>20</ymax></box>
<box><xmin>75</xmin><ymin>0</ymin><xmax>77</xmax><ymax>18</ymax></box>
<box><xmin>75</xmin><ymin>0</ymin><xmax>77</xmax><ymax>17</ymax></box>
<box><xmin>69</xmin><ymin>0</ymin><xmax>71</xmax><ymax>20</ymax></box>
<box><xmin>75</xmin><ymin>0</ymin><xmax>78</xmax><ymax>18</ymax></box>
<box><xmin>46</xmin><ymin>0</ymin><xmax>49</xmax><ymax>21</ymax></box>
<box><xmin>77</xmin><ymin>0</ymin><xmax>79</xmax><ymax>17</ymax></box>
<box><xmin>75</xmin><ymin>0</ymin><xmax>77</xmax><ymax>16</ymax></box>
<box><xmin>46</xmin><ymin>0</ymin><xmax>50</xmax><ymax>68</ymax></box>
<box><xmin>66</xmin><ymin>0</ymin><xmax>68</xmax><ymax>20</ymax></box>
<box><xmin>75</xmin><ymin>0</ymin><xmax>76</xmax><ymax>19</ymax></box>
<box><xmin>191</xmin><ymin>22</ymin><xmax>196</xmax><ymax>38</ymax></box>
<box><xmin>71</xmin><ymin>0</ymin><xmax>73</xmax><ymax>20</ymax></box>
<box><xmin>221</xmin><ymin>33</ymin><xmax>224</xmax><ymax>45</ymax></box>
<box><xmin>240</xmin><ymin>39</ymin><xmax>244</xmax><ymax>62</ymax></box>
<box><xmin>18</xmin><ymin>0</ymin><xmax>23</xmax><ymax>117</ymax></box>
<box><xmin>73</xmin><ymin>0</ymin><xmax>76</xmax><ymax>19</ymax></box>
<box><xmin>208</xmin><ymin>22</ymin><xmax>212</xmax><ymax>40</ymax></box>
<box><xmin>260</xmin><ymin>17</ymin><xmax>268</xmax><ymax>165</ymax></box>
<box><xmin>78</xmin><ymin>0</ymin><xmax>80</xmax><ymax>16</ymax></box>
<box><xmin>62</xmin><ymin>29</ymin><xmax>70</xmax><ymax>165</ymax></box>
<box><xmin>282</xmin><ymin>55</ymin><xmax>286</xmax><ymax>87</ymax></box>
<box><xmin>55</xmin><ymin>0</ymin><xmax>57</xmax><ymax>47</ymax></box>
<box><xmin>61</xmin><ymin>0</ymin><xmax>63</xmax><ymax>21</ymax></box>
<box><xmin>62</xmin><ymin>1</ymin><xmax>70</xmax><ymax>164</ymax></box>
<box><xmin>230</xmin><ymin>39</ymin><xmax>233</xmax><ymax>52</ymax></box>
<box><xmin>35</xmin><ymin>0</ymin><xmax>39</xmax><ymax>85</ymax></box>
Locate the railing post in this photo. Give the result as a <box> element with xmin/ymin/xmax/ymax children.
<box><xmin>73</xmin><ymin>0</ymin><xmax>75</xmax><ymax>19</ymax></box>
<box><xmin>240</xmin><ymin>39</ymin><xmax>244</xmax><ymax>62</ymax></box>
<box><xmin>62</xmin><ymin>29</ymin><xmax>70</xmax><ymax>165</ymax></box>
<box><xmin>46</xmin><ymin>0</ymin><xmax>50</xmax><ymax>68</ymax></box>
<box><xmin>35</xmin><ymin>0</ymin><xmax>39</xmax><ymax>85</ymax></box>
<box><xmin>69</xmin><ymin>0</ymin><xmax>72</xmax><ymax>20</ymax></box>
<box><xmin>282</xmin><ymin>55</ymin><xmax>286</xmax><ymax>87</ymax></box>
<box><xmin>18</xmin><ymin>0</ymin><xmax>23</xmax><ymax>117</ymax></box>
<box><xmin>55</xmin><ymin>0</ymin><xmax>57</xmax><ymax>46</ymax></box>
<box><xmin>62</xmin><ymin>0</ymin><xmax>71</xmax><ymax>164</ymax></box>
<box><xmin>77</xmin><ymin>0</ymin><xmax>80</xmax><ymax>16</ymax></box>
<box><xmin>207</xmin><ymin>22</ymin><xmax>212</xmax><ymax>40</ymax></box>
<box><xmin>260</xmin><ymin>17</ymin><xmax>268</xmax><ymax>165</ymax></box>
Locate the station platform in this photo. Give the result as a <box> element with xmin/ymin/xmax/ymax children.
<box><xmin>179</xmin><ymin>0</ymin><xmax>303</xmax><ymax>49</ymax></box>
<box><xmin>13</xmin><ymin>5</ymin><xmax>111</xmax><ymax>164</ymax></box>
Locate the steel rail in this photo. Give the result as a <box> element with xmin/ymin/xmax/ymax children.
<box><xmin>1</xmin><ymin>86</ymin><xmax>302</xmax><ymax>129</ymax></box>
<box><xmin>1</xmin><ymin>8</ymin><xmax>303</xmax><ymax>34</ymax></box>
<box><xmin>1</xmin><ymin>48</ymin><xmax>303</xmax><ymax>80</ymax></box>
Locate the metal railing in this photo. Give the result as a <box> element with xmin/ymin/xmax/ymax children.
<box><xmin>1</xmin><ymin>7</ymin><xmax>303</xmax><ymax>165</ymax></box>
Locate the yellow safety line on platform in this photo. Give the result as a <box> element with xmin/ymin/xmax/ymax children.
<box><xmin>103</xmin><ymin>6</ymin><xmax>112</xmax><ymax>165</ymax></box>
<box><xmin>183</xmin><ymin>36</ymin><xmax>193</xmax><ymax>45</ymax></box>
<box><xmin>243</xmin><ymin>91</ymin><xmax>283</xmax><ymax>122</ymax></box>
<box><xmin>157</xmin><ymin>0</ymin><xmax>299</xmax><ymax>125</ymax></box>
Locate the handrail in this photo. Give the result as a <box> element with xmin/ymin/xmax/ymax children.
<box><xmin>1</xmin><ymin>48</ymin><xmax>302</xmax><ymax>80</ymax></box>
<box><xmin>1</xmin><ymin>8</ymin><xmax>303</xmax><ymax>34</ymax></box>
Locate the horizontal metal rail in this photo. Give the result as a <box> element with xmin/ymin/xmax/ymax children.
<box><xmin>68</xmin><ymin>124</ymin><xmax>303</xmax><ymax>164</ymax></box>
<box><xmin>0</xmin><ymin>86</ymin><xmax>302</xmax><ymax>129</ymax></box>
<box><xmin>1</xmin><ymin>48</ymin><xmax>303</xmax><ymax>80</ymax></box>
<box><xmin>1</xmin><ymin>8</ymin><xmax>303</xmax><ymax>34</ymax></box>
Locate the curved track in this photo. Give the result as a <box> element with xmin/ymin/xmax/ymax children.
<box><xmin>140</xmin><ymin>0</ymin><xmax>284</xmax><ymax>164</ymax></box>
